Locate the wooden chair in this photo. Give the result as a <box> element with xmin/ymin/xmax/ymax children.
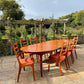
<box><xmin>55</xmin><ymin>39</ymin><xmax>74</xmax><ymax>68</ymax></box>
<box><xmin>67</xmin><ymin>37</ymin><xmax>78</xmax><ymax>65</ymax></box>
<box><xmin>48</xmin><ymin>41</ymin><xmax>69</xmax><ymax>76</ymax></box>
<box><xmin>39</xmin><ymin>36</ymin><xmax>46</xmax><ymax>43</ymax></box>
<box><xmin>71</xmin><ymin>36</ymin><xmax>78</xmax><ymax>59</ymax></box>
<box><xmin>20</xmin><ymin>39</ymin><xmax>28</xmax><ymax>47</ymax></box>
<box><xmin>74</xmin><ymin>36</ymin><xmax>78</xmax><ymax>59</ymax></box>
<box><xmin>60</xmin><ymin>35</ymin><xmax>68</xmax><ymax>40</ymax></box>
<box><xmin>30</xmin><ymin>37</ymin><xmax>37</xmax><ymax>45</ymax></box>
<box><xmin>65</xmin><ymin>39</ymin><xmax>75</xmax><ymax>68</ymax></box>
<box><xmin>30</xmin><ymin>37</ymin><xmax>39</xmax><ymax>62</ymax></box>
<box><xmin>20</xmin><ymin>39</ymin><xmax>33</xmax><ymax>57</ymax></box>
<box><xmin>13</xmin><ymin>42</ymin><xmax>35</xmax><ymax>82</ymax></box>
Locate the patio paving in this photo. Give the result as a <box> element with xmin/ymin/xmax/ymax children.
<box><xmin>0</xmin><ymin>44</ymin><xmax>84</xmax><ymax>84</ymax></box>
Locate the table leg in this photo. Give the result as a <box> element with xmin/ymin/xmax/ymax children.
<box><xmin>40</xmin><ymin>54</ymin><xmax>43</xmax><ymax>77</ymax></box>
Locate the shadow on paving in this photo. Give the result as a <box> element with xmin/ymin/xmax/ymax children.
<box><xmin>0</xmin><ymin>44</ymin><xmax>84</xmax><ymax>84</ymax></box>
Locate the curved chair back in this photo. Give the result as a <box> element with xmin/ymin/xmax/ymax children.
<box><xmin>74</xmin><ymin>36</ymin><xmax>78</xmax><ymax>48</ymax></box>
<box><xmin>30</xmin><ymin>37</ymin><xmax>37</xmax><ymax>45</ymax></box>
<box><xmin>20</xmin><ymin>39</ymin><xmax>28</xmax><ymax>47</ymax></box>
<box><xmin>39</xmin><ymin>36</ymin><xmax>46</xmax><ymax>43</ymax></box>
<box><xmin>60</xmin><ymin>40</ymin><xmax>71</xmax><ymax>56</ymax></box>
<box><xmin>59</xmin><ymin>42</ymin><xmax>65</xmax><ymax>56</ymax></box>
<box><xmin>13</xmin><ymin>42</ymin><xmax>23</xmax><ymax>65</ymax></box>
<box><xmin>68</xmin><ymin>39</ymin><xmax>72</xmax><ymax>50</ymax></box>
<box><xmin>68</xmin><ymin>38</ymin><xmax>75</xmax><ymax>50</ymax></box>
<box><xmin>60</xmin><ymin>35</ymin><xmax>68</xmax><ymax>40</ymax></box>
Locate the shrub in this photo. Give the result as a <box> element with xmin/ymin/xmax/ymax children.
<box><xmin>66</xmin><ymin>29</ymin><xmax>73</xmax><ymax>39</ymax></box>
<box><xmin>77</xmin><ymin>30</ymin><xmax>83</xmax><ymax>35</ymax></box>
<box><xmin>0</xmin><ymin>32</ymin><xmax>3</xmax><ymax>40</ymax></box>
<box><xmin>0</xmin><ymin>39</ymin><xmax>11</xmax><ymax>56</ymax></box>
<box><xmin>0</xmin><ymin>25</ymin><xmax>6</xmax><ymax>35</ymax></box>
<box><xmin>16</xmin><ymin>31</ymin><xmax>21</xmax><ymax>37</ymax></box>
<box><xmin>47</xmin><ymin>28</ymin><xmax>53</xmax><ymax>40</ymax></box>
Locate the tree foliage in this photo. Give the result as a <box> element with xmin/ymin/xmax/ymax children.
<box><xmin>59</xmin><ymin>10</ymin><xmax>84</xmax><ymax>27</ymax></box>
<box><xmin>0</xmin><ymin>0</ymin><xmax>24</xmax><ymax>20</ymax></box>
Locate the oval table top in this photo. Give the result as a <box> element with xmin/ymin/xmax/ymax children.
<box><xmin>20</xmin><ymin>40</ymin><xmax>67</xmax><ymax>53</ymax></box>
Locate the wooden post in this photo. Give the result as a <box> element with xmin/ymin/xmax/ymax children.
<box><xmin>40</xmin><ymin>23</ymin><xmax>42</xmax><ymax>42</ymax></box>
<box><xmin>34</xmin><ymin>23</ymin><xmax>37</xmax><ymax>37</ymax></box>
<box><xmin>10</xmin><ymin>21</ymin><xmax>13</xmax><ymax>55</ymax></box>
<box><xmin>64</xmin><ymin>23</ymin><xmax>66</xmax><ymax>34</ymax></box>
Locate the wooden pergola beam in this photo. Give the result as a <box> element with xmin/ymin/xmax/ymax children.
<box><xmin>0</xmin><ymin>19</ymin><xmax>68</xmax><ymax>25</ymax></box>
<box><xmin>0</xmin><ymin>19</ymin><xmax>68</xmax><ymax>35</ymax></box>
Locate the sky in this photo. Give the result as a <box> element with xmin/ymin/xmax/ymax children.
<box><xmin>4</xmin><ymin>0</ymin><xmax>84</xmax><ymax>20</ymax></box>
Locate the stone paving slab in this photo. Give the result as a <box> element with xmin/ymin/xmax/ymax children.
<box><xmin>61</xmin><ymin>78</ymin><xmax>84</xmax><ymax>84</ymax></box>
<box><xmin>0</xmin><ymin>44</ymin><xmax>84</xmax><ymax>84</ymax></box>
<box><xmin>0</xmin><ymin>71</ymin><xmax>16</xmax><ymax>81</ymax></box>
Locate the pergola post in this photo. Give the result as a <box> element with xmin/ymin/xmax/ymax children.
<box><xmin>40</xmin><ymin>23</ymin><xmax>42</xmax><ymax>42</ymax></box>
<box><xmin>64</xmin><ymin>23</ymin><xmax>66</xmax><ymax>34</ymax></box>
<box><xmin>34</xmin><ymin>23</ymin><xmax>37</xmax><ymax>37</ymax></box>
<box><xmin>10</xmin><ymin>21</ymin><xmax>13</xmax><ymax>55</ymax></box>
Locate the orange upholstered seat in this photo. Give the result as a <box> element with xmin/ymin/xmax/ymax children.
<box><xmin>20</xmin><ymin>58</ymin><xmax>34</xmax><ymax>66</ymax></box>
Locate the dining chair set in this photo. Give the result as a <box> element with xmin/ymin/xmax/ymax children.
<box><xmin>13</xmin><ymin>35</ymin><xmax>78</xmax><ymax>82</ymax></box>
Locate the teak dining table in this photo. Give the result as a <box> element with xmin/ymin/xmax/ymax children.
<box><xmin>20</xmin><ymin>40</ymin><xmax>67</xmax><ymax>77</ymax></box>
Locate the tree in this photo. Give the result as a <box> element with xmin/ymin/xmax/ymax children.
<box><xmin>75</xmin><ymin>11</ymin><xmax>84</xmax><ymax>25</ymax></box>
<box><xmin>0</xmin><ymin>0</ymin><xmax>24</xmax><ymax>20</ymax></box>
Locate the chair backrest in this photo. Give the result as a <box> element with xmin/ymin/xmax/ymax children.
<box><xmin>39</xmin><ymin>36</ymin><xmax>46</xmax><ymax>43</ymax></box>
<box><xmin>68</xmin><ymin>39</ymin><xmax>73</xmax><ymax>50</ymax></box>
<box><xmin>30</xmin><ymin>37</ymin><xmax>37</xmax><ymax>45</ymax></box>
<box><xmin>68</xmin><ymin>38</ymin><xmax>75</xmax><ymax>50</ymax></box>
<box><xmin>60</xmin><ymin>40</ymin><xmax>71</xmax><ymax>56</ymax></box>
<box><xmin>60</xmin><ymin>35</ymin><xmax>68</xmax><ymax>40</ymax></box>
<box><xmin>74</xmin><ymin>36</ymin><xmax>78</xmax><ymax>48</ymax></box>
<box><xmin>59</xmin><ymin>41</ymin><xmax>65</xmax><ymax>56</ymax></box>
<box><xmin>20</xmin><ymin>39</ymin><xmax>28</xmax><ymax>47</ymax></box>
<box><xmin>13</xmin><ymin>42</ymin><xmax>23</xmax><ymax>65</ymax></box>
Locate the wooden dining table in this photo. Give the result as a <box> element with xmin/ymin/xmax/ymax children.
<box><xmin>20</xmin><ymin>40</ymin><xmax>67</xmax><ymax>77</ymax></box>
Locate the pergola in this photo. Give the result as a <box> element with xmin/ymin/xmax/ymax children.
<box><xmin>0</xmin><ymin>19</ymin><xmax>68</xmax><ymax>36</ymax></box>
<box><xmin>0</xmin><ymin>19</ymin><xmax>68</xmax><ymax>55</ymax></box>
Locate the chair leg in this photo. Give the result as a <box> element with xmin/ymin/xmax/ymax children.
<box><xmin>65</xmin><ymin>59</ymin><xmax>68</xmax><ymax>70</ymax></box>
<box><xmin>31</xmin><ymin>55</ymin><xmax>33</xmax><ymax>58</ymax></box>
<box><xmin>66</xmin><ymin>56</ymin><xmax>70</xmax><ymax>68</ymax></box>
<box><xmin>56</xmin><ymin>50</ymin><xmax>57</xmax><ymax>53</ymax></box>
<box><xmin>58</xmin><ymin>62</ymin><xmax>63</xmax><ymax>76</ymax></box>
<box><xmin>48</xmin><ymin>60</ymin><xmax>50</xmax><ymax>72</ymax></box>
<box><xmin>31</xmin><ymin>65</ymin><xmax>35</xmax><ymax>80</ymax></box>
<box><xmin>23</xmin><ymin>67</ymin><xmax>25</xmax><ymax>71</ymax></box>
<box><xmin>75</xmin><ymin>50</ymin><xmax>77</xmax><ymax>59</ymax></box>
<box><xmin>71</xmin><ymin>51</ymin><xmax>74</xmax><ymax>64</ymax></box>
<box><xmin>17</xmin><ymin>67</ymin><xmax>21</xmax><ymax>82</ymax></box>
<box><xmin>55</xmin><ymin>62</ymin><xmax>58</xmax><ymax>66</ymax></box>
<box><xmin>71</xmin><ymin>51</ymin><xmax>74</xmax><ymax>63</ymax></box>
